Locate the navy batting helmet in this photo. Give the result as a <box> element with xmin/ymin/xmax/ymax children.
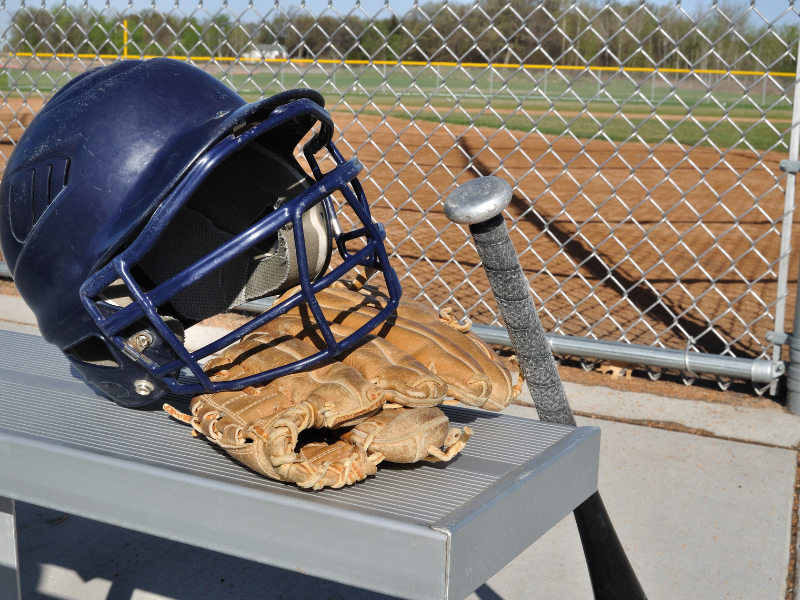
<box><xmin>0</xmin><ymin>58</ymin><xmax>400</xmax><ymax>406</ymax></box>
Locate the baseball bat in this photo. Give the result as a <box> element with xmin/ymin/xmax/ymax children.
<box><xmin>444</xmin><ymin>177</ymin><xmax>647</xmax><ymax>600</ymax></box>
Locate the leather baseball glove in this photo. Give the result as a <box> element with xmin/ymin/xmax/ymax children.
<box><xmin>164</xmin><ymin>282</ymin><xmax>520</xmax><ymax>489</ymax></box>
<box><xmin>274</xmin><ymin>282</ymin><xmax>523</xmax><ymax>411</ymax></box>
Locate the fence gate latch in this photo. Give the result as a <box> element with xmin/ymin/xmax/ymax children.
<box><xmin>780</xmin><ymin>160</ymin><xmax>800</xmax><ymax>174</ymax></box>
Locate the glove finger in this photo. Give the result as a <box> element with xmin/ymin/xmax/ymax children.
<box><xmin>279</xmin><ymin>292</ymin><xmax>493</xmax><ymax>408</ymax></box>
<box><xmin>327</xmin><ymin>286</ymin><xmax>517</xmax><ymax>411</ymax></box>
<box><xmin>172</xmin><ymin>393</ymin><xmax>380</xmax><ymax>489</ymax></box>
<box><xmin>294</xmin><ymin>440</ymin><xmax>380</xmax><ymax>489</ymax></box>
<box><xmin>205</xmin><ymin>330</ymin><xmax>384</xmax><ymax>427</ymax></box>
<box><xmin>340</xmin><ymin>407</ymin><xmax>470</xmax><ymax>464</ymax></box>
<box><xmin>463</xmin><ymin>331</ymin><xmax>518</xmax><ymax>411</ymax></box>
<box><xmin>187</xmin><ymin>385</ymin><xmax>294</xmax><ymax>443</ymax></box>
<box><xmin>164</xmin><ymin>328</ymin><xmax>390</xmax><ymax>489</ymax></box>
<box><xmin>259</xmin><ymin>314</ymin><xmax>448</xmax><ymax>407</ymax></box>
<box><xmin>264</xmin><ymin>405</ymin><xmax>380</xmax><ymax>489</ymax></box>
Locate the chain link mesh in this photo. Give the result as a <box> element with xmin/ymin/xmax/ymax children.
<box><xmin>0</xmin><ymin>1</ymin><xmax>798</xmax><ymax>388</ymax></box>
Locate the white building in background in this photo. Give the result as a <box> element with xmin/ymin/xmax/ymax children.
<box><xmin>242</xmin><ymin>43</ymin><xmax>288</xmax><ymax>61</ymax></box>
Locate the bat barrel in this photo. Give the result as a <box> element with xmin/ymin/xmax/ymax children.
<box><xmin>444</xmin><ymin>176</ymin><xmax>647</xmax><ymax>600</ymax></box>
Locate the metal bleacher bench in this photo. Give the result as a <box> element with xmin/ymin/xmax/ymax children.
<box><xmin>0</xmin><ymin>328</ymin><xmax>600</xmax><ymax>600</ymax></box>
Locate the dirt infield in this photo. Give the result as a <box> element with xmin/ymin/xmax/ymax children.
<box><xmin>0</xmin><ymin>98</ymin><xmax>790</xmax><ymax>361</ymax></box>
<box><xmin>328</xmin><ymin>112</ymin><xmax>792</xmax><ymax>360</ymax></box>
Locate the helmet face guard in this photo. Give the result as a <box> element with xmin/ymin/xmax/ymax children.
<box><xmin>79</xmin><ymin>96</ymin><xmax>401</xmax><ymax>397</ymax></box>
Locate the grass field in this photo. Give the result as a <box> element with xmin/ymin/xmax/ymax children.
<box><xmin>353</xmin><ymin>107</ymin><xmax>791</xmax><ymax>152</ymax></box>
<box><xmin>1</xmin><ymin>62</ymin><xmax>792</xmax><ymax>151</ymax></box>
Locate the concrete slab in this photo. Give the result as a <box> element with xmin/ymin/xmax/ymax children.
<box><xmin>473</xmin><ymin>408</ymin><xmax>797</xmax><ymax>600</ymax></box>
<box><xmin>14</xmin><ymin>407</ymin><xmax>797</xmax><ymax>600</ymax></box>
<box><xmin>0</xmin><ymin>295</ymin><xmax>37</xmax><ymax>330</ymax></box>
<box><xmin>514</xmin><ymin>377</ymin><xmax>800</xmax><ymax>449</ymax></box>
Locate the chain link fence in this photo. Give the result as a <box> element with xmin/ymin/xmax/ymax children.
<box><xmin>0</xmin><ymin>1</ymin><xmax>798</xmax><ymax>393</ymax></box>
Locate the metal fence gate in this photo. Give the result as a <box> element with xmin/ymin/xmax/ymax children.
<box><xmin>0</xmin><ymin>1</ymin><xmax>798</xmax><ymax>396</ymax></box>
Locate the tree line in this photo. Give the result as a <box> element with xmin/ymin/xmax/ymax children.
<box><xmin>8</xmin><ymin>0</ymin><xmax>798</xmax><ymax>73</ymax></box>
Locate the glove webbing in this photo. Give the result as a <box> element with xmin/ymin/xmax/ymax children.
<box><xmin>469</xmin><ymin>215</ymin><xmax>576</xmax><ymax>427</ymax></box>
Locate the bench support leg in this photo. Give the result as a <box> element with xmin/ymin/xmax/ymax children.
<box><xmin>0</xmin><ymin>496</ymin><xmax>22</xmax><ymax>600</ymax></box>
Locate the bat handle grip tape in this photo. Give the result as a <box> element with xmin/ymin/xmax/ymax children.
<box><xmin>468</xmin><ymin>214</ymin><xmax>576</xmax><ymax>427</ymax></box>
<box><xmin>468</xmin><ymin>214</ymin><xmax>648</xmax><ymax>600</ymax></box>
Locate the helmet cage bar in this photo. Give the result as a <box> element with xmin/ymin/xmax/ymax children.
<box><xmin>153</xmin><ymin>236</ymin><xmax>392</xmax><ymax>381</ymax></box>
<box><xmin>308</xmin><ymin>142</ymin><xmax>371</xmax><ymax>215</ymax></box>
<box><xmin>146</xmin><ymin>169</ymin><xmax>389</xmax><ymax>371</ymax></box>
<box><xmin>85</xmin><ymin>157</ymin><xmax>361</xmax><ymax>335</ymax></box>
<box><xmin>307</xmin><ymin>143</ymin><xmax>348</xmax><ymax>239</ymax></box>
<box><xmin>115</xmin><ymin>185</ymin><xmax>397</xmax><ymax>394</ymax></box>
<box><xmin>329</xmin><ymin>143</ymin><xmax>369</xmax><ymax>210</ymax></box>
<box><xmin>307</xmin><ymin>142</ymin><xmax>379</xmax><ymax>267</ymax></box>
<box><xmin>79</xmin><ymin>97</ymin><xmax>401</xmax><ymax>395</ymax></box>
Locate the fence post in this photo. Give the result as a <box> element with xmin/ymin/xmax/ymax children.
<box><xmin>782</xmin><ymin>34</ymin><xmax>800</xmax><ymax>413</ymax></box>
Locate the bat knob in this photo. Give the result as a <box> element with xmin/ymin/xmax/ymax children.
<box><xmin>443</xmin><ymin>176</ymin><xmax>513</xmax><ymax>224</ymax></box>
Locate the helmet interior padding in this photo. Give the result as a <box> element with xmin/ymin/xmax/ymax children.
<box><xmin>138</xmin><ymin>139</ymin><xmax>330</xmax><ymax>322</ymax></box>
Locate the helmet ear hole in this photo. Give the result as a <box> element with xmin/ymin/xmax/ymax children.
<box><xmin>65</xmin><ymin>336</ymin><xmax>120</xmax><ymax>369</ymax></box>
